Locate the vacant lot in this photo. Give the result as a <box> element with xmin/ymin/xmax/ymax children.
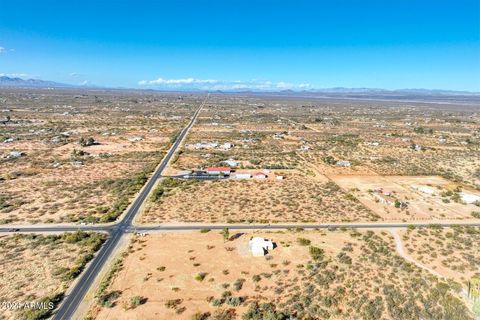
<box><xmin>399</xmin><ymin>226</ymin><xmax>480</xmax><ymax>283</ymax></box>
<box><xmin>90</xmin><ymin>229</ymin><xmax>471</xmax><ymax>319</ymax></box>
<box><xmin>331</xmin><ymin>175</ymin><xmax>480</xmax><ymax>222</ymax></box>
<box><xmin>0</xmin><ymin>231</ymin><xmax>106</xmax><ymax>319</ymax></box>
<box><xmin>139</xmin><ymin>175</ymin><xmax>379</xmax><ymax>224</ymax></box>
<box><xmin>0</xmin><ymin>89</ymin><xmax>197</xmax><ymax>224</ymax></box>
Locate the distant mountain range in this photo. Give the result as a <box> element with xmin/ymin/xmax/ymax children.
<box><xmin>0</xmin><ymin>76</ymin><xmax>478</xmax><ymax>96</ymax></box>
<box><xmin>0</xmin><ymin>76</ymin><xmax>72</xmax><ymax>88</ymax></box>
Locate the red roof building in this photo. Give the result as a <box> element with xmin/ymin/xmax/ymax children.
<box><xmin>253</xmin><ymin>172</ymin><xmax>267</xmax><ymax>179</ymax></box>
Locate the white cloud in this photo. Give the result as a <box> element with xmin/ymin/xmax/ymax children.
<box><xmin>0</xmin><ymin>73</ymin><xmax>34</xmax><ymax>78</ymax></box>
<box><xmin>139</xmin><ymin>77</ymin><xmax>218</xmax><ymax>86</ymax></box>
<box><xmin>0</xmin><ymin>46</ymin><xmax>14</xmax><ymax>54</ymax></box>
<box><xmin>138</xmin><ymin>76</ymin><xmax>310</xmax><ymax>91</ymax></box>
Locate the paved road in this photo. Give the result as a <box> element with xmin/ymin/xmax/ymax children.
<box><xmin>134</xmin><ymin>221</ymin><xmax>480</xmax><ymax>232</ymax></box>
<box><xmin>52</xmin><ymin>95</ymin><xmax>208</xmax><ymax>320</ymax></box>
<box><xmin>2</xmin><ymin>221</ymin><xmax>480</xmax><ymax>235</ymax></box>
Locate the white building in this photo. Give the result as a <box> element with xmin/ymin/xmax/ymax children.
<box><xmin>234</xmin><ymin>173</ymin><xmax>252</xmax><ymax>179</ymax></box>
<box><xmin>223</xmin><ymin>159</ymin><xmax>238</xmax><ymax>167</ymax></box>
<box><xmin>7</xmin><ymin>151</ymin><xmax>24</xmax><ymax>158</ymax></box>
<box><xmin>249</xmin><ymin>237</ymin><xmax>274</xmax><ymax>257</ymax></box>
<box><xmin>336</xmin><ymin>160</ymin><xmax>351</xmax><ymax>167</ymax></box>
<box><xmin>128</xmin><ymin>136</ymin><xmax>144</xmax><ymax>142</ymax></box>
<box><xmin>460</xmin><ymin>192</ymin><xmax>480</xmax><ymax>204</ymax></box>
<box><xmin>221</xmin><ymin>142</ymin><xmax>234</xmax><ymax>149</ymax></box>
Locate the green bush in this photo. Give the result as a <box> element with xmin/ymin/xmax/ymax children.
<box><xmin>297</xmin><ymin>238</ymin><xmax>311</xmax><ymax>246</ymax></box>
<box><xmin>309</xmin><ymin>246</ymin><xmax>324</xmax><ymax>261</ymax></box>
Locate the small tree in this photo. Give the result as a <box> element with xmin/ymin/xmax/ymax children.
<box><xmin>221</xmin><ymin>228</ymin><xmax>230</xmax><ymax>242</ymax></box>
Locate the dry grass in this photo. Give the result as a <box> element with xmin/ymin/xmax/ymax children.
<box><xmin>139</xmin><ymin>175</ymin><xmax>379</xmax><ymax>223</ymax></box>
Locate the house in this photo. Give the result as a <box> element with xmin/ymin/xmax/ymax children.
<box><xmin>276</xmin><ymin>176</ymin><xmax>284</xmax><ymax>180</ymax></box>
<box><xmin>128</xmin><ymin>136</ymin><xmax>144</xmax><ymax>142</ymax></box>
<box><xmin>249</xmin><ymin>237</ymin><xmax>275</xmax><ymax>256</ymax></box>
<box><xmin>221</xmin><ymin>142</ymin><xmax>234</xmax><ymax>149</ymax></box>
<box><xmin>234</xmin><ymin>173</ymin><xmax>252</xmax><ymax>179</ymax></box>
<box><xmin>336</xmin><ymin>160</ymin><xmax>351</xmax><ymax>167</ymax></box>
<box><xmin>7</xmin><ymin>150</ymin><xmax>24</xmax><ymax>158</ymax></box>
<box><xmin>206</xmin><ymin>166</ymin><xmax>231</xmax><ymax>175</ymax></box>
<box><xmin>253</xmin><ymin>172</ymin><xmax>267</xmax><ymax>179</ymax></box>
<box><xmin>222</xmin><ymin>159</ymin><xmax>238</xmax><ymax>167</ymax></box>
<box><xmin>191</xmin><ymin>142</ymin><xmax>219</xmax><ymax>149</ymax></box>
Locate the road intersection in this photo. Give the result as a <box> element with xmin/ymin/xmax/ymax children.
<box><xmin>0</xmin><ymin>93</ymin><xmax>479</xmax><ymax>319</ymax></box>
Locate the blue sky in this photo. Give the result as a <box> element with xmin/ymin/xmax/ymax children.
<box><xmin>0</xmin><ymin>0</ymin><xmax>479</xmax><ymax>91</ymax></box>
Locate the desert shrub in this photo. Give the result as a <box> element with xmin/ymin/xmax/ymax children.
<box><xmin>195</xmin><ymin>272</ymin><xmax>208</xmax><ymax>281</ymax></box>
<box><xmin>297</xmin><ymin>238</ymin><xmax>311</xmax><ymax>246</ymax></box>
<box><xmin>98</xmin><ymin>290</ymin><xmax>121</xmax><ymax>308</ymax></box>
<box><xmin>337</xmin><ymin>252</ymin><xmax>352</xmax><ymax>265</ymax></box>
<box><xmin>191</xmin><ymin>312</ymin><xmax>211</xmax><ymax>320</ymax></box>
<box><xmin>165</xmin><ymin>299</ymin><xmax>183</xmax><ymax>309</ymax></box>
<box><xmin>233</xmin><ymin>278</ymin><xmax>245</xmax><ymax>291</ymax></box>
<box><xmin>309</xmin><ymin>246</ymin><xmax>324</xmax><ymax>261</ymax></box>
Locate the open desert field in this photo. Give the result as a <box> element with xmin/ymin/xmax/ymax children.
<box><xmin>331</xmin><ymin>175</ymin><xmax>480</xmax><ymax>222</ymax></box>
<box><xmin>0</xmin><ymin>231</ymin><xmax>106</xmax><ymax>320</ymax></box>
<box><xmin>398</xmin><ymin>225</ymin><xmax>480</xmax><ymax>283</ymax></box>
<box><xmin>89</xmin><ymin>229</ymin><xmax>472</xmax><ymax>320</ymax></box>
<box><xmin>0</xmin><ymin>89</ymin><xmax>199</xmax><ymax>224</ymax></box>
<box><xmin>155</xmin><ymin>94</ymin><xmax>480</xmax><ymax>225</ymax></box>
<box><xmin>139</xmin><ymin>175</ymin><xmax>379</xmax><ymax>224</ymax></box>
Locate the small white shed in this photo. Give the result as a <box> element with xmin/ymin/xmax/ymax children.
<box><xmin>249</xmin><ymin>237</ymin><xmax>274</xmax><ymax>257</ymax></box>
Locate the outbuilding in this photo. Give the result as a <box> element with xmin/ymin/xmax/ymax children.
<box><xmin>249</xmin><ymin>237</ymin><xmax>275</xmax><ymax>256</ymax></box>
<box><xmin>234</xmin><ymin>173</ymin><xmax>252</xmax><ymax>179</ymax></box>
<box><xmin>253</xmin><ymin>172</ymin><xmax>267</xmax><ymax>179</ymax></box>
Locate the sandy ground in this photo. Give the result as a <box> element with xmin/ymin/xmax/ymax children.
<box><xmin>139</xmin><ymin>174</ymin><xmax>378</xmax><ymax>224</ymax></box>
<box><xmin>0</xmin><ymin>232</ymin><xmax>105</xmax><ymax>320</ymax></box>
<box><xmin>398</xmin><ymin>226</ymin><xmax>480</xmax><ymax>283</ymax></box>
<box><xmin>330</xmin><ymin>175</ymin><xmax>480</xmax><ymax>221</ymax></box>
<box><xmin>90</xmin><ymin>229</ymin><xmax>472</xmax><ymax>320</ymax></box>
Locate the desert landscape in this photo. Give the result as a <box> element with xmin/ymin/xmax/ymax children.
<box><xmin>0</xmin><ymin>231</ymin><xmax>106</xmax><ymax>319</ymax></box>
<box><xmin>1</xmin><ymin>1</ymin><xmax>479</xmax><ymax>318</ymax></box>
<box><xmin>89</xmin><ymin>229</ymin><xmax>472</xmax><ymax>320</ymax></box>
<box><xmin>0</xmin><ymin>89</ymin><xmax>197</xmax><ymax>224</ymax></box>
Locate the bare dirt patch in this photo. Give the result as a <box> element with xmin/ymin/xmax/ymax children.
<box><xmin>330</xmin><ymin>175</ymin><xmax>480</xmax><ymax>222</ymax></box>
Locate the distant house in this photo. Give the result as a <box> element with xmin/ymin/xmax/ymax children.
<box><xmin>206</xmin><ymin>166</ymin><xmax>231</xmax><ymax>175</ymax></box>
<box><xmin>221</xmin><ymin>142</ymin><xmax>234</xmax><ymax>149</ymax></box>
<box><xmin>336</xmin><ymin>160</ymin><xmax>351</xmax><ymax>167</ymax></box>
<box><xmin>7</xmin><ymin>150</ymin><xmax>24</xmax><ymax>158</ymax></box>
<box><xmin>234</xmin><ymin>173</ymin><xmax>252</xmax><ymax>179</ymax></box>
<box><xmin>128</xmin><ymin>136</ymin><xmax>144</xmax><ymax>142</ymax></box>
<box><xmin>222</xmin><ymin>159</ymin><xmax>238</xmax><ymax>167</ymax></box>
<box><xmin>190</xmin><ymin>142</ymin><xmax>219</xmax><ymax>149</ymax></box>
<box><xmin>253</xmin><ymin>172</ymin><xmax>267</xmax><ymax>179</ymax></box>
<box><xmin>249</xmin><ymin>237</ymin><xmax>275</xmax><ymax>257</ymax></box>
<box><xmin>276</xmin><ymin>176</ymin><xmax>284</xmax><ymax>180</ymax></box>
